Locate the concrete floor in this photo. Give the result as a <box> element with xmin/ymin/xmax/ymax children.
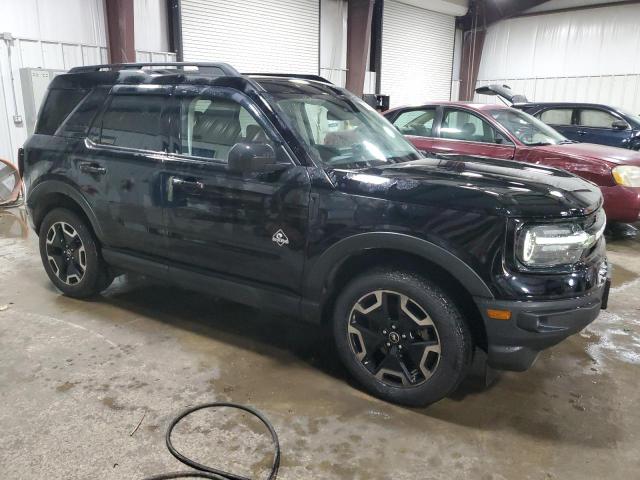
<box><xmin>0</xmin><ymin>207</ymin><xmax>639</xmax><ymax>480</ymax></box>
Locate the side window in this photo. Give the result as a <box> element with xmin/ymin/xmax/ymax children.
<box><xmin>177</xmin><ymin>96</ymin><xmax>272</xmax><ymax>162</ymax></box>
<box><xmin>579</xmin><ymin>109</ymin><xmax>621</xmax><ymax>128</ymax></box>
<box><xmin>99</xmin><ymin>95</ymin><xmax>166</xmax><ymax>151</ymax></box>
<box><xmin>56</xmin><ymin>87</ymin><xmax>109</xmax><ymax>138</ymax></box>
<box><xmin>35</xmin><ymin>89</ymin><xmax>87</xmax><ymax>135</ymax></box>
<box><xmin>539</xmin><ymin>108</ymin><xmax>573</xmax><ymax>126</ymax></box>
<box><xmin>440</xmin><ymin>109</ymin><xmax>500</xmax><ymax>144</ymax></box>
<box><xmin>392</xmin><ymin>109</ymin><xmax>436</xmax><ymax>137</ymax></box>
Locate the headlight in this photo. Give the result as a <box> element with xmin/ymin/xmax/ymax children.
<box><xmin>612</xmin><ymin>166</ymin><xmax>640</xmax><ymax>187</ymax></box>
<box><xmin>516</xmin><ymin>223</ymin><xmax>599</xmax><ymax>268</ymax></box>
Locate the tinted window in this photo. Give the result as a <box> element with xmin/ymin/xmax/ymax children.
<box><xmin>56</xmin><ymin>87</ymin><xmax>109</xmax><ymax>138</ymax></box>
<box><xmin>539</xmin><ymin>108</ymin><xmax>573</xmax><ymax>126</ymax></box>
<box><xmin>177</xmin><ymin>96</ymin><xmax>271</xmax><ymax>162</ymax></box>
<box><xmin>99</xmin><ymin>95</ymin><xmax>166</xmax><ymax>151</ymax></box>
<box><xmin>441</xmin><ymin>109</ymin><xmax>500</xmax><ymax>144</ymax></box>
<box><xmin>579</xmin><ymin>109</ymin><xmax>621</xmax><ymax>128</ymax></box>
<box><xmin>35</xmin><ymin>89</ymin><xmax>87</xmax><ymax>135</ymax></box>
<box><xmin>393</xmin><ymin>109</ymin><xmax>436</xmax><ymax>137</ymax></box>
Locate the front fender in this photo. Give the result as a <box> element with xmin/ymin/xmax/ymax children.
<box><xmin>302</xmin><ymin>231</ymin><xmax>495</xmax><ymax>305</ymax></box>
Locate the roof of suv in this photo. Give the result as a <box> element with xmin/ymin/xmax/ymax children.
<box><xmin>57</xmin><ymin>62</ymin><xmax>335</xmax><ymax>93</ymax></box>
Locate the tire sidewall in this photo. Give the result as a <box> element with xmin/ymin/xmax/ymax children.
<box><xmin>38</xmin><ymin>208</ymin><xmax>104</xmax><ymax>297</ymax></box>
<box><xmin>333</xmin><ymin>270</ymin><xmax>472</xmax><ymax>406</ymax></box>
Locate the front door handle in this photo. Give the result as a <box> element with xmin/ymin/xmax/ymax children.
<box><xmin>167</xmin><ymin>176</ymin><xmax>204</xmax><ymax>202</ymax></box>
<box><xmin>171</xmin><ymin>177</ymin><xmax>205</xmax><ymax>191</ymax></box>
<box><xmin>79</xmin><ymin>162</ymin><xmax>107</xmax><ymax>175</ymax></box>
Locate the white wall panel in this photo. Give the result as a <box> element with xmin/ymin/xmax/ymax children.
<box><xmin>381</xmin><ymin>0</ymin><xmax>455</xmax><ymax>107</ymax></box>
<box><xmin>476</xmin><ymin>3</ymin><xmax>640</xmax><ymax>113</ymax></box>
<box><xmin>135</xmin><ymin>0</ymin><xmax>170</xmax><ymax>52</ymax></box>
<box><xmin>181</xmin><ymin>0</ymin><xmax>320</xmax><ymax>74</ymax></box>
<box><xmin>320</xmin><ymin>0</ymin><xmax>348</xmax><ymax>87</ymax></box>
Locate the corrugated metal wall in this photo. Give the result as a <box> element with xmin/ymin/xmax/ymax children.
<box><xmin>474</xmin><ymin>3</ymin><xmax>640</xmax><ymax>113</ymax></box>
<box><xmin>381</xmin><ymin>0</ymin><xmax>455</xmax><ymax>108</ymax></box>
<box><xmin>181</xmin><ymin>0</ymin><xmax>320</xmax><ymax>74</ymax></box>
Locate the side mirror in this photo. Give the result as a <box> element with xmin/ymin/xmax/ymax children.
<box><xmin>227</xmin><ymin>142</ymin><xmax>278</xmax><ymax>173</ymax></box>
<box><xmin>612</xmin><ymin>120</ymin><xmax>628</xmax><ymax>130</ymax></box>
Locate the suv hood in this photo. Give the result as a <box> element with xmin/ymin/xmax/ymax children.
<box><xmin>537</xmin><ymin>142</ymin><xmax>640</xmax><ymax>167</ymax></box>
<box><xmin>475</xmin><ymin>84</ymin><xmax>528</xmax><ymax>104</ymax></box>
<box><xmin>333</xmin><ymin>155</ymin><xmax>601</xmax><ymax>218</ymax></box>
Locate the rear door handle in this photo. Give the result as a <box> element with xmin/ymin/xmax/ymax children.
<box><xmin>79</xmin><ymin>162</ymin><xmax>107</xmax><ymax>175</ymax></box>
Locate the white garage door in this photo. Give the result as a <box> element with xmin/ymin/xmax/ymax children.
<box><xmin>381</xmin><ymin>1</ymin><xmax>455</xmax><ymax>108</ymax></box>
<box><xmin>181</xmin><ymin>0</ymin><xmax>320</xmax><ymax>74</ymax></box>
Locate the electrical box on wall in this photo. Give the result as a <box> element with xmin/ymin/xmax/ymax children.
<box><xmin>19</xmin><ymin>68</ymin><xmax>66</xmax><ymax>136</ymax></box>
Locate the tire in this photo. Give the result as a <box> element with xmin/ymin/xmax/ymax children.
<box><xmin>332</xmin><ymin>268</ymin><xmax>473</xmax><ymax>407</ymax></box>
<box><xmin>38</xmin><ymin>208</ymin><xmax>113</xmax><ymax>298</ymax></box>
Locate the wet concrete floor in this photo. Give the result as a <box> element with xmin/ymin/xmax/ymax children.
<box><xmin>0</xmin><ymin>207</ymin><xmax>639</xmax><ymax>479</ymax></box>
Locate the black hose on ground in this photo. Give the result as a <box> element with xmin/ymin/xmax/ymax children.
<box><xmin>142</xmin><ymin>402</ymin><xmax>280</xmax><ymax>480</ymax></box>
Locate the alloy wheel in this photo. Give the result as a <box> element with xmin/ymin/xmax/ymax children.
<box><xmin>347</xmin><ymin>290</ymin><xmax>441</xmax><ymax>387</ymax></box>
<box><xmin>45</xmin><ymin>221</ymin><xmax>87</xmax><ymax>285</ymax></box>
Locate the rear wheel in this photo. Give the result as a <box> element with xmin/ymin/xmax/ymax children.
<box><xmin>39</xmin><ymin>208</ymin><xmax>113</xmax><ymax>298</ymax></box>
<box><xmin>333</xmin><ymin>269</ymin><xmax>473</xmax><ymax>406</ymax></box>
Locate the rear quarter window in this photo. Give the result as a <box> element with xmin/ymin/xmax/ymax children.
<box><xmin>35</xmin><ymin>89</ymin><xmax>87</xmax><ymax>135</ymax></box>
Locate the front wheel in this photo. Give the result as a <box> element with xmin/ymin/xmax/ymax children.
<box><xmin>38</xmin><ymin>208</ymin><xmax>113</xmax><ymax>298</ymax></box>
<box><xmin>333</xmin><ymin>269</ymin><xmax>473</xmax><ymax>406</ymax></box>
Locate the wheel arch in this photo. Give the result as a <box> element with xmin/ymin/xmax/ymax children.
<box><xmin>303</xmin><ymin>233</ymin><xmax>494</xmax><ymax>349</ymax></box>
<box><xmin>28</xmin><ymin>180</ymin><xmax>104</xmax><ymax>241</ymax></box>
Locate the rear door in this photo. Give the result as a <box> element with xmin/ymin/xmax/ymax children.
<box><xmin>537</xmin><ymin>107</ymin><xmax>580</xmax><ymax>141</ymax></box>
<box><xmin>79</xmin><ymin>85</ymin><xmax>169</xmax><ymax>258</ymax></box>
<box><xmin>388</xmin><ymin>107</ymin><xmax>438</xmax><ymax>153</ymax></box>
<box><xmin>161</xmin><ymin>85</ymin><xmax>311</xmax><ymax>294</ymax></box>
<box><xmin>576</xmin><ymin>107</ymin><xmax>632</xmax><ymax>147</ymax></box>
<box><xmin>431</xmin><ymin>107</ymin><xmax>515</xmax><ymax>159</ymax></box>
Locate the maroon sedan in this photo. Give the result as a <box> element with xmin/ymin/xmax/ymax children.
<box><xmin>384</xmin><ymin>102</ymin><xmax>640</xmax><ymax>223</ymax></box>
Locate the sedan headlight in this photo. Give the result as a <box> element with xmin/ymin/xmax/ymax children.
<box><xmin>612</xmin><ymin>166</ymin><xmax>640</xmax><ymax>187</ymax></box>
<box><xmin>516</xmin><ymin>223</ymin><xmax>600</xmax><ymax>268</ymax></box>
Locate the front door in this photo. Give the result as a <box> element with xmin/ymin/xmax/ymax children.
<box><xmin>162</xmin><ymin>86</ymin><xmax>311</xmax><ymax>294</ymax></box>
<box><xmin>431</xmin><ymin>107</ymin><xmax>516</xmax><ymax>159</ymax></box>
<box><xmin>77</xmin><ymin>85</ymin><xmax>170</xmax><ymax>258</ymax></box>
<box><xmin>576</xmin><ymin>108</ymin><xmax>632</xmax><ymax>148</ymax></box>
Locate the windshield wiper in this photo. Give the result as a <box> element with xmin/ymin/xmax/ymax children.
<box><xmin>527</xmin><ymin>141</ymin><xmax>552</xmax><ymax>146</ymax></box>
<box><xmin>558</xmin><ymin>139</ymin><xmax>577</xmax><ymax>144</ymax></box>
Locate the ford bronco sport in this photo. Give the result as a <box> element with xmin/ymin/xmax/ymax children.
<box><xmin>21</xmin><ymin>63</ymin><xmax>610</xmax><ymax>406</ymax></box>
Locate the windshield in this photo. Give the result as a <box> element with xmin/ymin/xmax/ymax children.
<box><xmin>489</xmin><ymin>109</ymin><xmax>568</xmax><ymax>146</ymax></box>
<box><xmin>616</xmin><ymin>107</ymin><xmax>640</xmax><ymax>127</ymax></box>
<box><xmin>268</xmin><ymin>88</ymin><xmax>421</xmax><ymax>168</ymax></box>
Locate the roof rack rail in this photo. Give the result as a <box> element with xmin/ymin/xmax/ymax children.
<box><xmin>244</xmin><ymin>73</ymin><xmax>333</xmax><ymax>85</ymax></box>
<box><xmin>68</xmin><ymin>62</ymin><xmax>240</xmax><ymax>76</ymax></box>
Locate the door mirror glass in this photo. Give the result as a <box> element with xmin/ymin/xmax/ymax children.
<box><xmin>612</xmin><ymin>119</ymin><xmax>629</xmax><ymax>130</ymax></box>
<box><xmin>227</xmin><ymin>142</ymin><xmax>278</xmax><ymax>173</ymax></box>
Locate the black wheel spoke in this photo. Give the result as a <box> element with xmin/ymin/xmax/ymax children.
<box><xmin>347</xmin><ymin>290</ymin><xmax>441</xmax><ymax>388</ymax></box>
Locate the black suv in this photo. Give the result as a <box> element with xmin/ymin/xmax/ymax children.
<box><xmin>22</xmin><ymin>62</ymin><xmax>610</xmax><ymax>406</ymax></box>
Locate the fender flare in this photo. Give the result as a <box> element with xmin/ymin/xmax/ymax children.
<box><xmin>303</xmin><ymin>232</ymin><xmax>495</xmax><ymax>303</ymax></box>
<box><xmin>27</xmin><ymin>179</ymin><xmax>105</xmax><ymax>241</ymax></box>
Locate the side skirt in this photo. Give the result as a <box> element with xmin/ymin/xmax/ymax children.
<box><xmin>102</xmin><ymin>248</ymin><xmax>314</xmax><ymax>320</ymax></box>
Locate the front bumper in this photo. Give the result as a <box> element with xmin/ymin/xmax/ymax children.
<box><xmin>474</xmin><ymin>279</ymin><xmax>610</xmax><ymax>371</ymax></box>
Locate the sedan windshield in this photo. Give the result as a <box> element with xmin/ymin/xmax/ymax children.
<box><xmin>489</xmin><ymin>109</ymin><xmax>568</xmax><ymax>146</ymax></box>
<box><xmin>267</xmin><ymin>86</ymin><xmax>421</xmax><ymax>169</ymax></box>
